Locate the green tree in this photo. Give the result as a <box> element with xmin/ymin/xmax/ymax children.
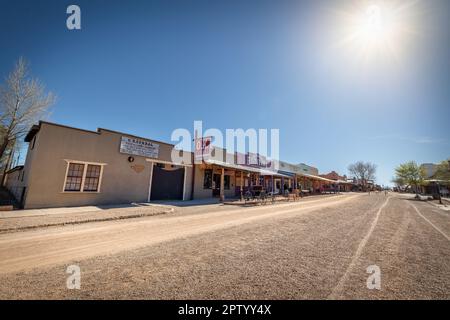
<box><xmin>391</xmin><ymin>176</ymin><xmax>405</xmax><ymax>188</ymax></box>
<box><xmin>432</xmin><ymin>160</ymin><xmax>450</xmax><ymax>183</ymax></box>
<box><xmin>394</xmin><ymin>161</ymin><xmax>426</xmax><ymax>196</ymax></box>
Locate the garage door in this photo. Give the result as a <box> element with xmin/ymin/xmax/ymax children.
<box><xmin>150</xmin><ymin>165</ymin><xmax>185</xmax><ymax>200</ymax></box>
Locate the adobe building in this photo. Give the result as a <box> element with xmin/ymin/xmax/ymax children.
<box><xmin>5</xmin><ymin>121</ymin><xmax>194</xmax><ymax>209</ymax></box>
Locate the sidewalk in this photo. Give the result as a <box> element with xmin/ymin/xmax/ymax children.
<box><xmin>0</xmin><ymin>203</ymin><xmax>174</xmax><ymax>233</ymax></box>
<box><xmin>0</xmin><ymin>202</ymin><xmax>170</xmax><ymax>219</ymax></box>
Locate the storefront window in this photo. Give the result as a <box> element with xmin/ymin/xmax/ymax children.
<box><xmin>259</xmin><ymin>176</ymin><xmax>264</xmax><ymax>186</ymax></box>
<box><xmin>64</xmin><ymin>163</ymin><xmax>84</xmax><ymax>191</ymax></box>
<box><xmin>64</xmin><ymin>161</ymin><xmax>105</xmax><ymax>192</ymax></box>
<box><xmin>203</xmin><ymin>169</ymin><xmax>212</xmax><ymax>189</ymax></box>
<box><xmin>83</xmin><ymin>164</ymin><xmax>101</xmax><ymax>192</ymax></box>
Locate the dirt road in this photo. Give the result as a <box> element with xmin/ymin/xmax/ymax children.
<box><xmin>0</xmin><ymin>193</ymin><xmax>448</xmax><ymax>299</ymax></box>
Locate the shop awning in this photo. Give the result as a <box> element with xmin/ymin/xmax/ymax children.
<box><xmin>204</xmin><ymin>160</ymin><xmax>293</xmax><ymax>178</ymax></box>
<box><xmin>277</xmin><ymin>170</ymin><xmax>296</xmax><ymax>178</ymax></box>
<box><xmin>204</xmin><ymin>159</ymin><xmax>262</xmax><ymax>173</ymax></box>
<box><xmin>295</xmin><ymin>172</ymin><xmax>335</xmax><ymax>182</ymax></box>
<box><xmin>259</xmin><ymin>169</ymin><xmax>293</xmax><ymax>179</ymax></box>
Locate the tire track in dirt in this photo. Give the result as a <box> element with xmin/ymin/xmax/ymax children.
<box><xmin>328</xmin><ymin>196</ymin><xmax>391</xmax><ymax>299</ymax></box>
<box><xmin>0</xmin><ymin>194</ymin><xmax>361</xmax><ymax>274</ymax></box>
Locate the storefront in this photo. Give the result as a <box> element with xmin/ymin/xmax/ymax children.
<box><xmin>193</xmin><ymin>158</ymin><xmax>263</xmax><ymax>201</ymax></box>
<box><xmin>8</xmin><ymin>121</ymin><xmax>194</xmax><ymax>209</ymax></box>
<box><xmin>7</xmin><ymin>121</ymin><xmax>345</xmax><ymax>209</ymax></box>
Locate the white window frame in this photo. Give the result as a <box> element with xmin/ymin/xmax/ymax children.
<box><xmin>62</xmin><ymin>160</ymin><xmax>107</xmax><ymax>193</ymax></box>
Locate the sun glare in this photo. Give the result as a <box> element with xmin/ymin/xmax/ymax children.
<box><xmin>334</xmin><ymin>1</ymin><xmax>417</xmax><ymax>63</ymax></box>
<box><xmin>361</xmin><ymin>5</ymin><xmax>389</xmax><ymax>39</ymax></box>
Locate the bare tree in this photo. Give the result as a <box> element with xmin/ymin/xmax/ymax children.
<box><xmin>348</xmin><ymin>161</ymin><xmax>377</xmax><ymax>191</ymax></box>
<box><xmin>0</xmin><ymin>57</ymin><xmax>55</xmax><ymax>165</ymax></box>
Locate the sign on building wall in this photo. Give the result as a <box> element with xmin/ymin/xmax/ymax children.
<box><xmin>120</xmin><ymin>136</ymin><xmax>159</xmax><ymax>158</ymax></box>
<box><xmin>293</xmin><ymin>163</ymin><xmax>319</xmax><ymax>176</ymax></box>
<box><xmin>238</xmin><ymin>152</ymin><xmax>272</xmax><ymax>168</ymax></box>
<box><xmin>195</xmin><ymin>136</ymin><xmax>212</xmax><ymax>161</ymax></box>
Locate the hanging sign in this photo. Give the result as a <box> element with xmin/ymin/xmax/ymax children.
<box><xmin>195</xmin><ymin>136</ymin><xmax>212</xmax><ymax>161</ymax></box>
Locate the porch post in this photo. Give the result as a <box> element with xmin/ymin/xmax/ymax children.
<box><xmin>147</xmin><ymin>162</ymin><xmax>154</xmax><ymax>202</ymax></box>
<box><xmin>271</xmin><ymin>175</ymin><xmax>275</xmax><ymax>200</ymax></box>
<box><xmin>240</xmin><ymin>171</ymin><xmax>243</xmax><ymax>201</ymax></box>
<box><xmin>220</xmin><ymin>167</ymin><xmax>225</xmax><ymax>202</ymax></box>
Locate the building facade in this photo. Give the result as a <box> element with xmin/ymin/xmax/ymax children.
<box><xmin>6</xmin><ymin>122</ymin><xmax>194</xmax><ymax>209</ymax></box>
<box><xmin>5</xmin><ymin>121</ymin><xmax>343</xmax><ymax>209</ymax></box>
<box><xmin>319</xmin><ymin>171</ymin><xmax>352</xmax><ymax>192</ymax></box>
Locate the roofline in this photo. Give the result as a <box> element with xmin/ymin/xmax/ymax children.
<box><xmin>39</xmin><ymin>121</ymin><xmax>100</xmax><ymax>135</ymax></box>
<box><xmin>23</xmin><ymin>120</ymin><xmax>182</xmax><ymax>150</ymax></box>
<box><xmin>97</xmin><ymin>127</ymin><xmax>176</xmax><ymax>148</ymax></box>
<box><xmin>24</xmin><ymin>124</ymin><xmax>41</xmax><ymax>142</ymax></box>
<box><xmin>24</xmin><ymin>121</ymin><xmax>100</xmax><ymax>142</ymax></box>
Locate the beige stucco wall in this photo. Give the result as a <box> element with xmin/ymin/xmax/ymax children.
<box><xmin>193</xmin><ymin>166</ymin><xmax>212</xmax><ymax>199</ymax></box>
<box><xmin>23</xmin><ymin>123</ymin><xmax>193</xmax><ymax>209</ymax></box>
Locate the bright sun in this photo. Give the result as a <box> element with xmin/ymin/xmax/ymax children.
<box><xmin>354</xmin><ymin>4</ymin><xmax>398</xmax><ymax>53</ymax></box>
<box><xmin>360</xmin><ymin>5</ymin><xmax>392</xmax><ymax>41</ymax></box>
<box><xmin>335</xmin><ymin>1</ymin><xmax>416</xmax><ymax>63</ymax></box>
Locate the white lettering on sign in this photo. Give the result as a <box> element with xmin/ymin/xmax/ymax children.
<box><xmin>195</xmin><ymin>136</ymin><xmax>212</xmax><ymax>161</ymax></box>
<box><xmin>120</xmin><ymin>136</ymin><xmax>159</xmax><ymax>158</ymax></box>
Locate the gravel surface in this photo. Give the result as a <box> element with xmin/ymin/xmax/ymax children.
<box><xmin>0</xmin><ymin>193</ymin><xmax>448</xmax><ymax>299</ymax></box>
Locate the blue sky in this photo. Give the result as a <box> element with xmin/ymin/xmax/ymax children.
<box><xmin>1</xmin><ymin>0</ymin><xmax>449</xmax><ymax>186</ymax></box>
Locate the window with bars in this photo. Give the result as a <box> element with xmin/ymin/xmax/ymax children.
<box><xmin>64</xmin><ymin>163</ymin><xmax>85</xmax><ymax>191</ymax></box>
<box><xmin>83</xmin><ymin>165</ymin><xmax>101</xmax><ymax>192</ymax></box>
<box><xmin>64</xmin><ymin>162</ymin><xmax>104</xmax><ymax>192</ymax></box>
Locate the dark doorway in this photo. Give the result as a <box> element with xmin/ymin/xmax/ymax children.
<box><xmin>212</xmin><ymin>173</ymin><xmax>221</xmax><ymax>197</ymax></box>
<box><xmin>150</xmin><ymin>165</ymin><xmax>184</xmax><ymax>200</ymax></box>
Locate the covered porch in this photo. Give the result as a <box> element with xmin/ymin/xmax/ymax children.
<box><xmin>295</xmin><ymin>172</ymin><xmax>336</xmax><ymax>195</ymax></box>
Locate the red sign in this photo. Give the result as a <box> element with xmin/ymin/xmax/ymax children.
<box><xmin>195</xmin><ymin>136</ymin><xmax>212</xmax><ymax>161</ymax></box>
